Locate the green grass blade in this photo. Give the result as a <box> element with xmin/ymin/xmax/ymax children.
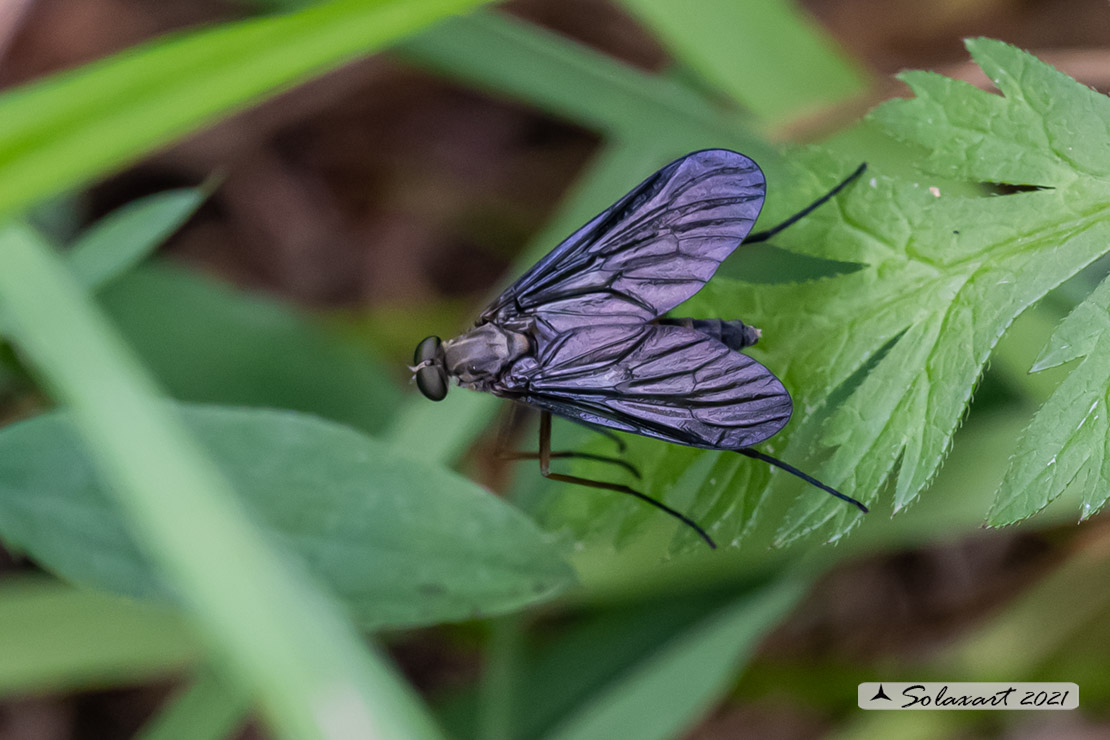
<box><xmin>476</xmin><ymin>615</ymin><xmax>525</xmax><ymax>740</ymax></box>
<box><xmin>67</xmin><ymin>188</ymin><xmax>207</xmax><ymax>290</ymax></box>
<box><xmin>0</xmin><ymin>578</ymin><xmax>199</xmax><ymax>696</ymax></box>
<box><xmin>397</xmin><ymin>11</ymin><xmax>767</xmax><ymax>154</ymax></box>
<box><xmin>0</xmin><ymin>222</ymin><xmax>441</xmax><ymax>740</ymax></box>
<box><xmin>385</xmin><ymin>390</ymin><xmax>502</xmax><ymax>466</ymax></box>
<box><xmin>617</xmin><ymin>0</ymin><xmax>868</xmax><ymax>121</ymax></box>
<box><xmin>0</xmin><ymin>0</ymin><xmax>491</xmax><ymax>220</ymax></box>
<box><xmin>542</xmin><ymin>580</ymin><xmax>807</xmax><ymax>740</ymax></box>
<box><xmin>137</xmin><ymin>669</ymin><xmax>251</xmax><ymax>740</ymax></box>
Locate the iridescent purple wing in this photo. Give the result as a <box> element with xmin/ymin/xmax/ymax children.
<box><xmin>481</xmin><ymin>150</ymin><xmax>765</xmax><ymax>339</ymax></box>
<box><xmin>496</xmin><ymin>323</ymin><xmax>791</xmax><ymax>449</ymax></box>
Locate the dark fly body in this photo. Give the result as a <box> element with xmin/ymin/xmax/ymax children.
<box><xmin>413</xmin><ymin>150</ymin><xmax>868</xmax><ymax>548</ymax></box>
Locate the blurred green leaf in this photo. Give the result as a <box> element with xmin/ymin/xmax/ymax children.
<box><xmin>67</xmin><ymin>188</ymin><xmax>207</xmax><ymax>290</ymax></box>
<box><xmin>26</xmin><ymin>197</ymin><xmax>400</xmax><ymax>434</ymax></box>
<box><xmin>438</xmin><ymin>579</ymin><xmax>806</xmax><ymax>740</ymax></box>
<box><xmin>0</xmin><ymin>578</ymin><xmax>199</xmax><ymax>696</ymax></box>
<box><xmin>397</xmin><ymin>12</ymin><xmax>769</xmax><ymax>158</ymax></box>
<box><xmin>539</xmin><ymin>580</ymin><xmax>805</xmax><ymax>740</ymax></box>
<box><xmin>136</xmin><ymin>670</ymin><xmax>251</xmax><ymax>740</ymax></box>
<box><xmin>989</xmin><ymin>276</ymin><xmax>1110</xmax><ymax>524</ymax></box>
<box><xmin>548</xmin><ymin>592</ymin><xmax>781</xmax><ymax>739</ymax></box>
<box><xmin>0</xmin><ymin>404</ymin><xmax>575</xmax><ymax>630</ymax></box>
<box><xmin>0</xmin><ymin>222</ymin><xmax>441</xmax><ymax>740</ymax></box>
<box><xmin>946</xmin><ymin>535</ymin><xmax>1110</xmax><ymax>680</ymax></box>
<box><xmin>100</xmin><ymin>263</ymin><xmax>402</xmax><ymax>434</ymax></box>
<box><xmin>617</xmin><ymin>0</ymin><xmax>868</xmax><ymax>121</ymax></box>
<box><xmin>474</xmin><ymin>615</ymin><xmax>524</xmax><ymax>740</ymax></box>
<box><xmin>386</xmin><ymin>390</ymin><xmax>502</xmax><ymax>466</ymax></box>
<box><xmin>982</xmin><ymin>298</ymin><xmax>1071</xmax><ymax>408</ymax></box>
<box><xmin>0</xmin><ymin>0</ymin><xmax>492</xmax><ymax>220</ymax></box>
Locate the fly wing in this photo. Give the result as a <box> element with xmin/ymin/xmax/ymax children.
<box><xmin>481</xmin><ymin>150</ymin><xmax>765</xmax><ymax>338</ymax></box>
<box><xmin>497</xmin><ymin>323</ymin><xmax>791</xmax><ymax>449</ymax></box>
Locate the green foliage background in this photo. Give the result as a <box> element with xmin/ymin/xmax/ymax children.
<box><xmin>0</xmin><ymin>1</ymin><xmax>1107</xmax><ymax>738</ymax></box>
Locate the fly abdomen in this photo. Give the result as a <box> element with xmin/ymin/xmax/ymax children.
<box><xmin>657</xmin><ymin>318</ymin><xmax>761</xmax><ymax>351</ymax></box>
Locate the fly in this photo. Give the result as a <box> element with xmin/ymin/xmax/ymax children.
<box><xmin>412</xmin><ymin>149</ymin><xmax>868</xmax><ymax>549</ymax></box>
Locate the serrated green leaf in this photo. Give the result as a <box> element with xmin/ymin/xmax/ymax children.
<box><xmin>0</xmin><ymin>404</ymin><xmax>575</xmax><ymax>629</ymax></box>
<box><xmin>989</xmin><ymin>276</ymin><xmax>1110</xmax><ymax>525</ymax></box>
<box><xmin>763</xmin><ymin>41</ymin><xmax>1110</xmax><ymax>542</ymax></box>
<box><xmin>67</xmin><ymin>188</ymin><xmax>207</xmax><ymax>290</ymax></box>
<box><xmin>1031</xmin><ymin>278</ymin><xmax>1110</xmax><ymax>372</ymax></box>
<box><xmin>551</xmin><ymin>41</ymin><xmax>1110</xmax><ymax>548</ymax></box>
<box><xmin>870</xmin><ymin>38</ymin><xmax>1110</xmax><ymax>186</ymax></box>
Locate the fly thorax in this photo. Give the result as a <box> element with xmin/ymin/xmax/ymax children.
<box><xmin>443</xmin><ymin>324</ymin><xmax>531</xmax><ymax>386</ymax></box>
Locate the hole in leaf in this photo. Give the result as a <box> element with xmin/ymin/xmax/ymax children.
<box><xmin>980</xmin><ymin>182</ymin><xmax>1053</xmax><ymax>196</ymax></box>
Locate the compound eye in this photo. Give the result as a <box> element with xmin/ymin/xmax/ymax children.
<box><xmin>416</xmin><ymin>365</ymin><xmax>448</xmax><ymax>401</ymax></box>
<box><xmin>413</xmin><ymin>336</ymin><xmax>448</xmax><ymax>401</ymax></box>
<box><xmin>414</xmin><ymin>336</ymin><xmax>442</xmax><ymax>366</ymax></box>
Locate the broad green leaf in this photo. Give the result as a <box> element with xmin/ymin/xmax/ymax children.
<box><xmin>101</xmin><ymin>263</ymin><xmax>402</xmax><ymax>434</ymax></box>
<box><xmin>617</xmin><ymin>0</ymin><xmax>867</xmax><ymax>122</ymax></box>
<box><xmin>67</xmin><ymin>188</ymin><xmax>207</xmax><ymax>290</ymax></box>
<box><xmin>0</xmin><ymin>222</ymin><xmax>441</xmax><ymax>740</ymax></box>
<box><xmin>0</xmin><ymin>0</ymin><xmax>491</xmax><ymax>220</ymax></box>
<box><xmin>0</xmin><ymin>405</ymin><xmax>575</xmax><ymax>629</ymax></box>
<box><xmin>553</xmin><ymin>40</ymin><xmax>1110</xmax><ymax>547</ymax></box>
<box><xmin>989</xmin><ymin>276</ymin><xmax>1110</xmax><ymax>524</ymax></box>
<box><xmin>0</xmin><ymin>578</ymin><xmax>198</xmax><ymax>696</ymax></box>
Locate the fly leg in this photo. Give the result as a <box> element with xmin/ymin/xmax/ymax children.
<box><xmin>564</xmin><ymin>418</ymin><xmax>628</xmax><ymax>454</ymax></box>
<box><xmin>744</xmin><ymin>162</ymin><xmax>866</xmax><ymax>244</ymax></box>
<box><xmin>501</xmin><ymin>449</ymin><xmax>641</xmax><ymax>479</ymax></box>
<box><xmin>495</xmin><ymin>404</ymin><xmax>639</xmax><ymax>478</ymax></box>
<box><xmin>532</xmin><ymin>411</ymin><xmax>716</xmax><ymax>549</ymax></box>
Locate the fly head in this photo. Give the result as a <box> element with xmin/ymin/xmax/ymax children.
<box><xmin>413</xmin><ymin>335</ymin><xmax>449</xmax><ymax>401</ymax></box>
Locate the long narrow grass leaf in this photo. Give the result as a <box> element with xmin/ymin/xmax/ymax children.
<box><xmin>0</xmin><ymin>222</ymin><xmax>442</xmax><ymax>740</ymax></box>
<box><xmin>0</xmin><ymin>0</ymin><xmax>491</xmax><ymax>219</ymax></box>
